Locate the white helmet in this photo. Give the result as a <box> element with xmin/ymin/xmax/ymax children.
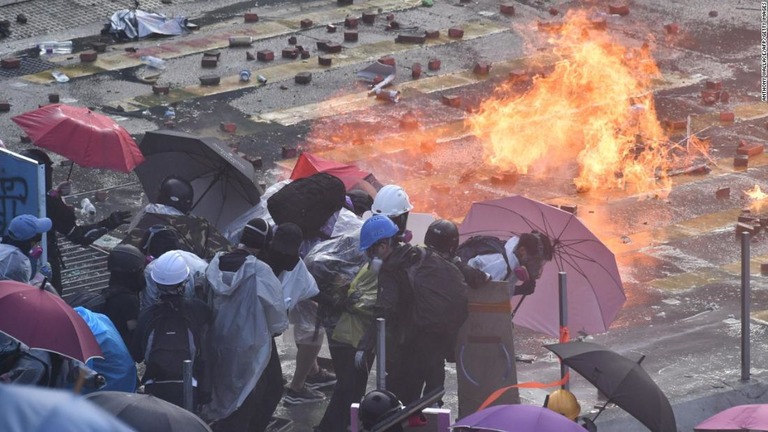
<box><xmin>371</xmin><ymin>185</ymin><xmax>413</xmax><ymax>217</ymax></box>
<box><xmin>150</xmin><ymin>251</ymin><xmax>190</xmax><ymax>287</ymax></box>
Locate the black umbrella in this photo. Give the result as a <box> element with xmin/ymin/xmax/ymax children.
<box><xmin>135</xmin><ymin>130</ymin><xmax>262</xmax><ymax>232</ymax></box>
<box><xmin>85</xmin><ymin>391</ymin><xmax>212</xmax><ymax>432</ymax></box>
<box><xmin>545</xmin><ymin>341</ymin><xmax>676</xmax><ymax>432</ymax></box>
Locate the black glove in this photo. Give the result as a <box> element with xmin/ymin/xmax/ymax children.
<box><xmin>514</xmin><ymin>279</ymin><xmax>536</xmax><ymax>296</ymax></box>
<box><xmin>100</xmin><ymin>210</ymin><xmax>132</xmax><ymax>230</ymax></box>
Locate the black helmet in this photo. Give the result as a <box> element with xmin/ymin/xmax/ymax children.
<box><xmin>107</xmin><ymin>244</ymin><xmax>145</xmax><ymax>273</ymax></box>
<box><xmin>424</xmin><ymin>219</ymin><xmax>459</xmax><ymax>256</ymax></box>
<box><xmin>20</xmin><ymin>149</ymin><xmax>54</xmax><ymax>191</ymax></box>
<box><xmin>359</xmin><ymin>389</ymin><xmax>403</xmax><ymax>430</ymax></box>
<box><xmin>157</xmin><ymin>176</ymin><xmax>194</xmax><ymax>214</ymax></box>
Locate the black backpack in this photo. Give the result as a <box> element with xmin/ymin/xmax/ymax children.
<box><xmin>455</xmin><ymin>235</ymin><xmax>511</xmax><ymax>280</ymax></box>
<box><xmin>267</xmin><ymin>173</ymin><xmax>346</xmax><ymax>237</ymax></box>
<box><xmin>143</xmin><ymin>302</ymin><xmax>196</xmax><ymax>383</ymax></box>
<box><xmin>406</xmin><ymin>248</ymin><xmax>469</xmax><ymax>332</ymax></box>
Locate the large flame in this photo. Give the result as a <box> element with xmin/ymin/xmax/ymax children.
<box><xmin>468</xmin><ymin>11</ymin><xmax>676</xmax><ymax>194</ymax></box>
<box><xmin>745</xmin><ymin>185</ymin><xmax>768</xmax><ymax>213</ymax></box>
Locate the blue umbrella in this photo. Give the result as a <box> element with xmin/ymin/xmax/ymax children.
<box><xmin>0</xmin><ymin>383</ymin><xmax>135</xmax><ymax>432</ymax></box>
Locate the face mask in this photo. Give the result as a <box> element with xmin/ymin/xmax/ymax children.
<box><xmin>369</xmin><ymin>257</ymin><xmax>384</xmax><ymax>274</ymax></box>
<box><xmin>513</xmin><ymin>266</ymin><xmax>530</xmax><ymax>282</ymax></box>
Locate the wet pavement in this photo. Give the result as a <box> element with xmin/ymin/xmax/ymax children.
<box><xmin>2</xmin><ymin>0</ymin><xmax>768</xmax><ymax>430</ymax></box>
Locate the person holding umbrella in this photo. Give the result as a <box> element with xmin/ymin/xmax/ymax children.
<box><xmin>20</xmin><ymin>149</ymin><xmax>132</xmax><ymax>294</ymax></box>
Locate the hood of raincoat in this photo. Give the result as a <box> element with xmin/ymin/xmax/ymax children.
<box><xmin>0</xmin><ymin>244</ymin><xmax>32</xmax><ymax>283</ymax></box>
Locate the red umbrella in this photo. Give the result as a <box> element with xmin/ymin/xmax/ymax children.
<box><xmin>0</xmin><ymin>280</ymin><xmax>102</xmax><ymax>362</ymax></box>
<box><xmin>290</xmin><ymin>152</ymin><xmax>370</xmax><ymax>190</ymax></box>
<box><xmin>11</xmin><ymin>104</ymin><xmax>144</xmax><ymax>172</ymax></box>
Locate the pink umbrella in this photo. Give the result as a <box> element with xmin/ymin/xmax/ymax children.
<box><xmin>695</xmin><ymin>405</ymin><xmax>768</xmax><ymax>431</ymax></box>
<box><xmin>459</xmin><ymin>195</ymin><xmax>626</xmax><ymax>337</ymax></box>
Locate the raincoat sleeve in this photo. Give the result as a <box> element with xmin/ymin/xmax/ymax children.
<box><xmin>279</xmin><ymin>259</ymin><xmax>320</xmax><ymax>312</ymax></box>
<box><xmin>0</xmin><ymin>244</ymin><xmax>32</xmax><ymax>283</ymax></box>
<box><xmin>254</xmin><ymin>261</ymin><xmax>290</xmax><ymax>335</ymax></box>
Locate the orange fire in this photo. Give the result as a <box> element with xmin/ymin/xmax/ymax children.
<box><xmin>745</xmin><ymin>185</ymin><xmax>768</xmax><ymax>213</ymax></box>
<box><xmin>468</xmin><ymin>11</ymin><xmax>698</xmax><ymax>194</ymax></box>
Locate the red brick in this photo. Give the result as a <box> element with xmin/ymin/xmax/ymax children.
<box><xmin>560</xmin><ymin>204</ymin><xmax>578</xmax><ymax>215</ymax></box>
<box><xmin>590</xmin><ymin>18</ymin><xmax>607</xmax><ymax>30</ymax></box>
<box><xmin>709</xmin><ymin>10</ymin><xmax>718</xmax><ymax>18</ymax></box>
<box><xmin>319</xmin><ymin>56</ymin><xmax>332</xmax><ymax>66</ymax></box>
<box><xmin>734</xmin><ymin>155</ymin><xmax>749</xmax><ymax>167</ymax></box>
<box><xmin>201</xmin><ymin>56</ymin><xmax>218</xmax><ymax>68</ymax></box>
<box><xmin>295</xmin><ymin>72</ymin><xmax>312</xmax><ymax>84</ymax></box>
<box><xmin>48</xmin><ymin>93</ymin><xmax>60</xmax><ymax>103</ymax></box>
<box><xmin>705</xmin><ymin>80</ymin><xmax>722</xmax><ymax>91</ymax></box>
<box><xmin>425</xmin><ymin>29</ymin><xmax>440</xmax><ymax>39</ymax></box>
<box><xmin>257</xmin><ymin>50</ymin><xmax>274</xmax><ymax>62</ymax></box>
<box><xmin>152</xmin><ymin>84</ymin><xmax>170</xmax><ymax>95</ymax></box>
<box><xmin>337</xmin><ymin>0</ymin><xmax>353</xmax><ymax>4</ymax></box>
<box><xmin>20</xmin><ymin>134</ymin><xmax>31</xmax><ymax>143</ymax></box>
<box><xmin>91</xmin><ymin>42</ymin><xmax>107</xmax><ymax>53</ymax></box>
<box><xmin>220</xmin><ymin>122</ymin><xmax>237</xmax><ymax>133</ymax></box>
<box><xmin>473</xmin><ymin>62</ymin><xmax>492</xmax><ymax>76</ymax></box>
<box><xmin>282</xmin><ymin>47</ymin><xmax>299</xmax><ymax>59</ymax></box>
<box><xmin>344</xmin><ymin>30</ymin><xmax>359</xmax><ymax>42</ymax></box>
<box><xmin>327</xmin><ymin>24</ymin><xmax>337</xmax><ymax>33</ymax></box>
<box><xmin>0</xmin><ymin>101</ymin><xmax>9</xmax><ymax>112</ymax></box>
<box><xmin>288</xmin><ymin>36</ymin><xmax>297</xmax><ymax>45</ymax></box>
<box><xmin>442</xmin><ymin>94</ymin><xmax>461</xmax><ymax>108</ymax></box>
<box><xmin>246</xmin><ymin>51</ymin><xmax>256</xmax><ymax>61</ymax></box>
<box><xmin>663</xmin><ymin>23</ymin><xmax>679</xmax><ymax>35</ymax></box>
<box><xmin>400</xmin><ymin>112</ymin><xmax>420</xmax><ymax>130</ymax></box>
<box><xmin>720</xmin><ymin>91</ymin><xmax>730</xmax><ymax>103</ymax></box>
<box><xmin>344</xmin><ymin>17</ymin><xmax>358</xmax><ymax>28</ymax></box>
<box><xmin>316</xmin><ymin>40</ymin><xmax>330</xmax><ymax>51</ymax></box>
<box><xmin>362</xmin><ymin>12</ymin><xmax>376</xmax><ymax>24</ymax></box>
<box><xmin>386</xmin><ymin>13</ymin><xmax>395</xmax><ymax>21</ymax></box>
<box><xmin>719</xmin><ymin>112</ymin><xmax>734</xmax><ymax>122</ymax></box>
<box><xmin>325</xmin><ymin>43</ymin><xmax>342</xmax><ymax>53</ymax></box>
<box><xmin>300</xmin><ymin>18</ymin><xmax>313</xmax><ymax>28</ymax></box>
<box><xmin>281</xmin><ymin>147</ymin><xmax>298</xmax><ymax>159</ymax></box>
<box><xmin>508</xmin><ymin>69</ymin><xmax>527</xmax><ymax>81</ymax></box>
<box><xmin>244</xmin><ymin>12</ymin><xmax>259</xmax><ymax>23</ymax></box>
<box><xmin>396</xmin><ymin>33</ymin><xmax>426</xmax><ymax>44</ymax></box>
<box><xmin>666</xmin><ymin>120</ymin><xmax>687</xmax><ymax>130</ymax></box>
<box><xmin>448</xmin><ymin>28</ymin><xmax>464</xmax><ymax>39</ymax></box>
<box><xmin>608</xmin><ymin>4</ymin><xmax>629</xmax><ymax>16</ymax></box>
<box><xmin>79</xmin><ymin>50</ymin><xmax>98</xmax><ymax>62</ymax></box>
<box><xmin>378</xmin><ymin>56</ymin><xmax>396</xmax><ymax>66</ymax></box>
<box><xmin>701</xmin><ymin>90</ymin><xmax>719</xmax><ymax>105</ymax></box>
<box><xmin>428</xmin><ymin>58</ymin><xmax>441</xmax><ymax>71</ymax></box>
<box><xmin>412</xmin><ymin>62</ymin><xmax>422</xmax><ymax>79</ymax></box>
<box><xmin>301</xmin><ymin>50</ymin><xmax>310</xmax><ymax>59</ymax></box>
<box><xmin>715</xmin><ymin>187</ymin><xmax>730</xmax><ymax>199</ymax></box>
<box><xmin>549</xmin><ymin>7</ymin><xmax>559</xmax><ymax>16</ymax></box>
<box><xmin>537</xmin><ymin>21</ymin><xmax>564</xmax><ymax>32</ymax></box>
<box><xmin>737</xmin><ymin>141</ymin><xmax>764</xmax><ymax>157</ymax></box>
<box><xmin>199</xmin><ymin>75</ymin><xmax>221</xmax><ymax>86</ymax></box>
<box><xmin>500</xmin><ymin>4</ymin><xmax>515</xmax><ymax>16</ymax></box>
<box><xmin>386</xmin><ymin>21</ymin><xmax>400</xmax><ymax>30</ymax></box>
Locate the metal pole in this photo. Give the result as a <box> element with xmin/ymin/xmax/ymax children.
<box><xmin>741</xmin><ymin>232</ymin><xmax>751</xmax><ymax>382</ymax></box>
<box><xmin>183</xmin><ymin>359</ymin><xmax>194</xmax><ymax>411</ymax></box>
<box><xmin>376</xmin><ymin>318</ymin><xmax>386</xmax><ymax>390</ymax></box>
<box><xmin>558</xmin><ymin>272</ymin><xmax>569</xmax><ymax>390</ymax></box>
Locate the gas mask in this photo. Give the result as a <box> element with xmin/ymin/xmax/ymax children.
<box><xmin>369</xmin><ymin>257</ymin><xmax>384</xmax><ymax>274</ymax></box>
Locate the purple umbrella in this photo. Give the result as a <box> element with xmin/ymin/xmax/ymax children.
<box><xmin>695</xmin><ymin>404</ymin><xmax>768</xmax><ymax>431</ymax></box>
<box><xmin>451</xmin><ymin>404</ymin><xmax>586</xmax><ymax>432</ymax></box>
<box><xmin>459</xmin><ymin>195</ymin><xmax>626</xmax><ymax>337</ymax></box>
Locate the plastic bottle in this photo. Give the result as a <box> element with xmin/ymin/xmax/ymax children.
<box><xmin>240</xmin><ymin>69</ymin><xmax>252</xmax><ymax>82</ymax></box>
<box><xmin>38</xmin><ymin>41</ymin><xmax>73</xmax><ymax>55</ymax></box>
<box><xmin>140</xmin><ymin>55</ymin><xmax>166</xmax><ymax>70</ymax></box>
<box><xmin>164</xmin><ymin>106</ymin><xmax>176</xmax><ymax>120</ymax></box>
<box><xmin>80</xmin><ymin>198</ymin><xmax>96</xmax><ymax>216</ymax></box>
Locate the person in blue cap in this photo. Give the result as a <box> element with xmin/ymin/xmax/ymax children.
<box><xmin>0</xmin><ymin>214</ymin><xmax>53</xmax><ymax>283</ymax></box>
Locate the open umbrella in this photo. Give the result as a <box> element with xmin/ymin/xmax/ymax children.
<box><xmin>290</xmin><ymin>152</ymin><xmax>373</xmax><ymax>190</ymax></box>
<box><xmin>0</xmin><ymin>280</ymin><xmax>102</xmax><ymax>362</ymax></box>
<box><xmin>695</xmin><ymin>404</ymin><xmax>768</xmax><ymax>431</ymax></box>
<box><xmin>545</xmin><ymin>341</ymin><xmax>676</xmax><ymax>432</ymax></box>
<box><xmin>0</xmin><ymin>384</ymin><xmax>136</xmax><ymax>432</ymax></box>
<box><xmin>85</xmin><ymin>392</ymin><xmax>212</xmax><ymax>432</ymax></box>
<box><xmin>451</xmin><ymin>404</ymin><xmax>587</xmax><ymax>432</ymax></box>
<box><xmin>11</xmin><ymin>104</ymin><xmax>144</xmax><ymax>172</ymax></box>
<box><xmin>135</xmin><ymin>130</ymin><xmax>262</xmax><ymax>231</ymax></box>
<box><xmin>459</xmin><ymin>195</ymin><xmax>626</xmax><ymax>337</ymax></box>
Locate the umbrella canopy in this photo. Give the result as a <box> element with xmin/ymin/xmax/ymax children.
<box><xmin>135</xmin><ymin>130</ymin><xmax>262</xmax><ymax>231</ymax></box>
<box><xmin>545</xmin><ymin>341</ymin><xmax>676</xmax><ymax>432</ymax></box>
<box><xmin>85</xmin><ymin>392</ymin><xmax>212</xmax><ymax>432</ymax></box>
<box><xmin>459</xmin><ymin>195</ymin><xmax>626</xmax><ymax>337</ymax></box>
<box><xmin>695</xmin><ymin>404</ymin><xmax>768</xmax><ymax>431</ymax></box>
<box><xmin>451</xmin><ymin>404</ymin><xmax>587</xmax><ymax>432</ymax></box>
<box><xmin>11</xmin><ymin>104</ymin><xmax>144</xmax><ymax>172</ymax></box>
<box><xmin>290</xmin><ymin>152</ymin><xmax>371</xmax><ymax>190</ymax></box>
<box><xmin>0</xmin><ymin>280</ymin><xmax>102</xmax><ymax>362</ymax></box>
<box><xmin>0</xmin><ymin>384</ymin><xmax>136</xmax><ymax>432</ymax></box>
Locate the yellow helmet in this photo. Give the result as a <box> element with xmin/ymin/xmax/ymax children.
<box><xmin>545</xmin><ymin>389</ymin><xmax>581</xmax><ymax>420</ymax></box>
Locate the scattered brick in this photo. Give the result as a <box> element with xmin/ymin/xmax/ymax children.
<box><xmin>396</xmin><ymin>33</ymin><xmax>426</xmax><ymax>44</ymax></box>
<box><xmin>560</xmin><ymin>204</ymin><xmax>578</xmax><ymax>215</ymax></box>
<box><xmin>1</xmin><ymin>57</ymin><xmax>19</xmax><ymax>69</ymax></box>
<box><xmin>282</xmin><ymin>47</ymin><xmax>299</xmax><ymax>59</ymax></box>
<box><xmin>738</xmin><ymin>215</ymin><xmax>757</xmax><ymax>224</ymax></box>
<box><xmin>281</xmin><ymin>147</ymin><xmax>298</xmax><ymax>159</ymax></box>
<box><xmin>412</xmin><ymin>62</ymin><xmax>422</xmax><ymax>79</ymax></box>
<box><xmin>720</xmin><ymin>112</ymin><xmax>734</xmax><ymax>123</ymax></box>
<box><xmin>344</xmin><ymin>17</ymin><xmax>359</xmax><ymax>28</ymax></box>
<box><xmin>701</xmin><ymin>90</ymin><xmax>719</xmax><ymax>105</ymax></box>
<box><xmin>362</xmin><ymin>12</ymin><xmax>376</xmax><ymax>24</ymax></box>
<box><xmin>537</xmin><ymin>21</ymin><xmax>564</xmax><ymax>32</ymax></box>
<box><xmin>301</xmin><ymin>50</ymin><xmax>311</xmax><ymax>59</ymax></box>
<box><xmin>326</xmin><ymin>43</ymin><xmax>342</xmax><ymax>53</ymax></box>
<box><xmin>715</xmin><ymin>187</ymin><xmax>730</xmax><ymax>199</ymax></box>
<box><xmin>590</xmin><ymin>18</ymin><xmax>607</xmax><ymax>30</ymax></box>
<box><xmin>705</xmin><ymin>80</ymin><xmax>723</xmax><ymax>91</ymax></box>
<box><xmin>664</xmin><ymin>23</ymin><xmax>679</xmax><ymax>35</ymax></box>
<box><xmin>317</xmin><ymin>40</ymin><xmax>331</xmax><ymax>51</ymax></box>
<box><xmin>733</xmin><ymin>154</ymin><xmax>749</xmax><ymax>168</ymax></box>
<box><xmin>91</xmin><ymin>42</ymin><xmax>107</xmax><ymax>53</ymax></box>
<box><xmin>508</xmin><ymin>69</ymin><xmax>527</xmax><ymax>82</ymax></box>
<box><xmin>257</xmin><ymin>50</ymin><xmax>274</xmax><ymax>62</ymax></box>
<box><xmin>387</xmin><ymin>21</ymin><xmax>400</xmax><ymax>30</ymax></box>
<box><xmin>425</xmin><ymin>29</ymin><xmax>440</xmax><ymax>39</ymax></box>
<box><xmin>344</xmin><ymin>30</ymin><xmax>359</xmax><ymax>42</ymax></box>
<box><xmin>300</xmin><ymin>18</ymin><xmax>313</xmax><ymax>28</ymax></box>
<box><xmin>288</xmin><ymin>36</ymin><xmax>297</xmax><ymax>45</ymax></box>
<box><xmin>244</xmin><ymin>12</ymin><xmax>259</xmax><ymax>23</ymax></box>
<box><xmin>736</xmin><ymin>222</ymin><xmax>759</xmax><ymax>235</ymax></box>
<box><xmin>665</xmin><ymin>120</ymin><xmax>687</xmax><ymax>130</ymax></box>
<box><xmin>378</xmin><ymin>56</ymin><xmax>396</xmax><ymax>66</ymax></box>
<box><xmin>20</xmin><ymin>134</ymin><xmax>31</xmax><ymax>143</ymax></box>
<box><xmin>549</xmin><ymin>7</ymin><xmax>559</xmax><ymax>16</ymax></box>
<box><xmin>473</xmin><ymin>62</ymin><xmax>491</xmax><ymax>76</ymax></box>
<box><xmin>337</xmin><ymin>0</ymin><xmax>353</xmax><ymax>4</ymax></box>
<box><xmin>428</xmin><ymin>58</ymin><xmax>441</xmax><ymax>71</ymax></box>
<box><xmin>709</xmin><ymin>11</ymin><xmax>718</xmax><ymax>18</ymax></box>
<box><xmin>16</xmin><ymin>13</ymin><xmax>27</xmax><ymax>24</ymax></box>
<box><xmin>220</xmin><ymin>122</ymin><xmax>237</xmax><ymax>133</ymax></box>
<box><xmin>94</xmin><ymin>190</ymin><xmax>108</xmax><ymax>202</ymax></box>
<box><xmin>319</xmin><ymin>56</ymin><xmax>332</xmax><ymax>66</ymax></box>
<box><xmin>246</xmin><ymin>51</ymin><xmax>256</xmax><ymax>61</ymax></box>
<box><xmin>500</xmin><ymin>4</ymin><xmax>515</xmax><ymax>16</ymax></box>
<box><xmin>386</xmin><ymin>13</ymin><xmax>395</xmax><ymax>21</ymax></box>
<box><xmin>327</xmin><ymin>24</ymin><xmax>337</xmax><ymax>33</ymax></box>
<box><xmin>737</xmin><ymin>141</ymin><xmax>764</xmax><ymax>157</ymax></box>
<box><xmin>199</xmin><ymin>74</ymin><xmax>221</xmax><ymax>86</ymax></box>
<box><xmin>201</xmin><ymin>56</ymin><xmax>218</xmax><ymax>68</ymax></box>
<box><xmin>400</xmin><ymin>111</ymin><xmax>420</xmax><ymax>130</ymax></box>
<box><xmin>720</xmin><ymin>91</ymin><xmax>730</xmax><ymax>104</ymax></box>
<box><xmin>152</xmin><ymin>84</ymin><xmax>170</xmax><ymax>95</ymax></box>
<box><xmin>442</xmin><ymin>94</ymin><xmax>461</xmax><ymax>108</ymax></box>
<box><xmin>79</xmin><ymin>50</ymin><xmax>97</xmax><ymax>62</ymax></box>
<box><xmin>761</xmin><ymin>263</ymin><xmax>768</xmax><ymax>276</ymax></box>
<box><xmin>490</xmin><ymin>174</ymin><xmax>517</xmax><ymax>185</ymax></box>
<box><xmin>48</xmin><ymin>93</ymin><xmax>60</xmax><ymax>103</ymax></box>
<box><xmin>295</xmin><ymin>72</ymin><xmax>312</xmax><ymax>84</ymax></box>
<box><xmin>608</xmin><ymin>4</ymin><xmax>629</xmax><ymax>16</ymax></box>
<box><xmin>448</xmin><ymin>28</ymin><xmax>464</xmax><ymax>39</ymax></box>
<box><xmin>0</xmin><ymin>101</ymin><xmax>9</xmax><ymax>112</ymax></box>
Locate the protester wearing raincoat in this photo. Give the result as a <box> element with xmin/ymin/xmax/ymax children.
<box><xmin>141</xmin><ymin>249</ymin><xmax>209</xmax><ymax>311</ymax></box>
<box><xmin>203</xmin><ymin>248</ymin><xmax>288</xmax><ymax>428</ymax></box>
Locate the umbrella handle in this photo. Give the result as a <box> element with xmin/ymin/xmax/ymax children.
<box><xmin>458</xmin><ymin>343</ymin><xmax>514</xmax><ymax>386</ymax></box>
<box><xmin>591</xmin><ymin>398</ymin><xmax>612</xmax><ymax>423</ymax></box>
<box><xmin>510</xmin><ymin>294</ymin><xmax>527</xmax><ymax>319</ymax></box>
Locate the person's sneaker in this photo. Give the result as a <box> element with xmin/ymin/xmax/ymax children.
<box><xmin>305</xmin><ymin>368</ymin><xmax>337</xmax><ymax>390</ymax></box>
<box><xmin>283</xmin><ymin>386</ymin><xmax>326</xmax><ymax>405</ymax></box>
